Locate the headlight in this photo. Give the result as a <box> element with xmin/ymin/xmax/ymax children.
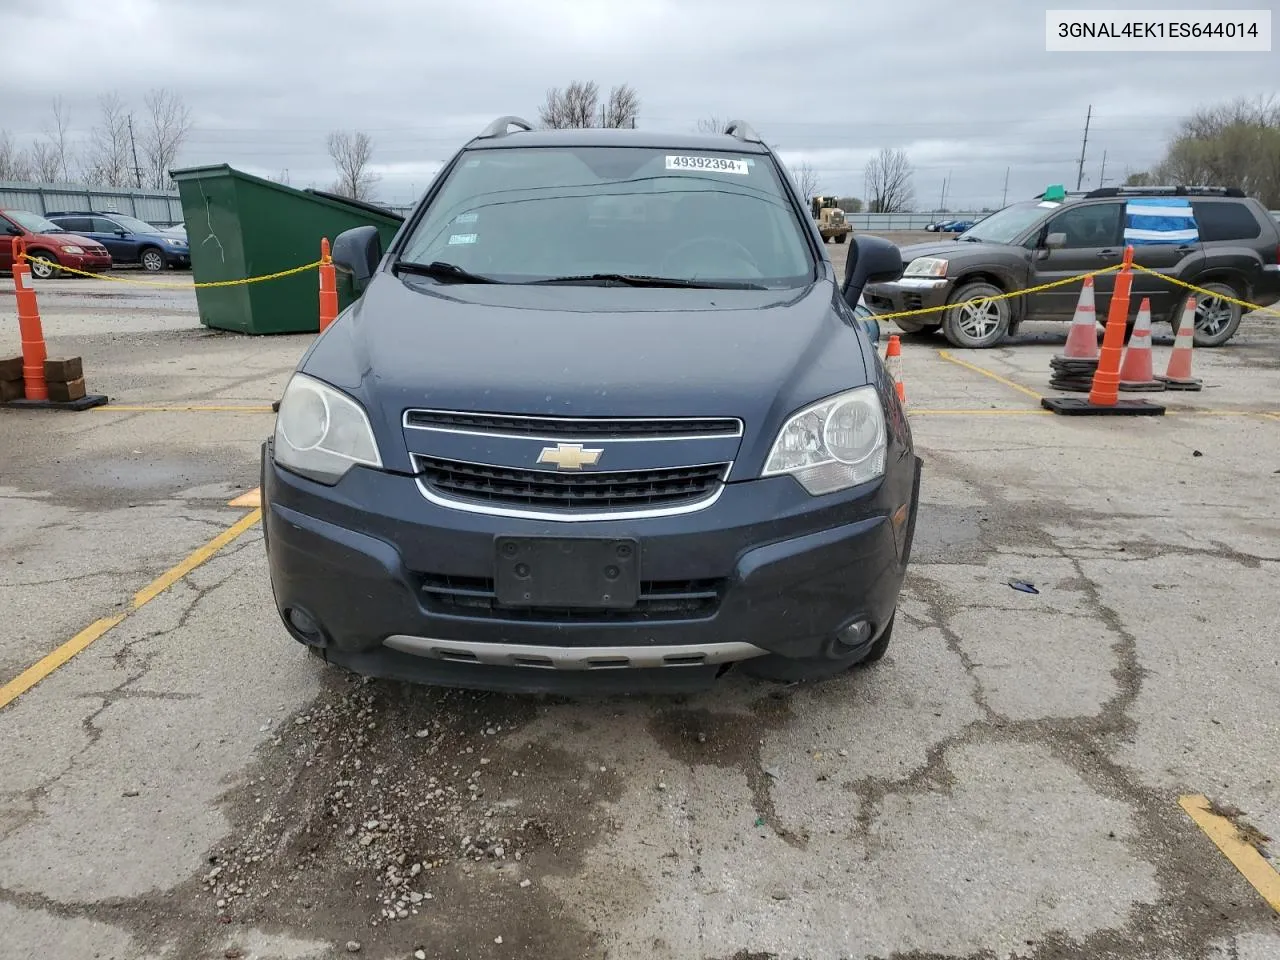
<box><xmin>164</xmin><ymin>237</ymin><xmax>184</xmax><ymax>247</ymax></box>
<box><xmin>273</xmin><ymin>373</ymin><xmax>382</xmax><ymax>485</ymax></box>
<box><xmin>903</xmin><ymin>257</ymin><xmax>947</xmax><ymax>278</ymax></box>
<box><xmin>762</xmin><ymin>386</ymin><xmax>887</xmax><ymax>495</ymax></box>
<box><xmin>60</xmin><ymin>245</ymin><xmax>84</xmax><ymax>254</ymax></box>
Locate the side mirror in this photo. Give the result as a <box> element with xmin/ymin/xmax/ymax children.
<box><xmin>332</xmin><ymin>225</ymin><xmax>382</xmax><ymax>296</ymax></box>
<box><xmin>1045</xmin><ymin>232</ymin><xmax>1066</xmax><ymax>249</ymax></box>
<box><xmin>841</xmin><ymin>234</ymin><xmax>903</xmax><ymax>309</ymax></box>
<box><xmin>3</xmin><ymin>224</ymin><xmax>21</xmax><ymax>236</ymax></box>
<box><xmin>115</xmin><ymin>229</ymin><xmax>129</xmax><ymax>237</ymax></box>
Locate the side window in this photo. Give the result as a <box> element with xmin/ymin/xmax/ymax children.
<box><xmin>1046</xmin><ymin>202</ymin><xmax>1123</xmax><ymax>248</ymax></box>
<box><xmin>92</xmin><ymin>217</ymin><xmax>122</xmax><ymax>233</ymax></box>
<box><xmin>1190</xmin><ymin>201</ymin><xmax>1262</xmax><ymax>242</ymax></box>
<box><xmin>64</xmin><ymin>217</ymin><xmax>94</xmax><ymax>233</ymax></box>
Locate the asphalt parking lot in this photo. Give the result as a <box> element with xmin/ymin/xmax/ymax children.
<box><xmin>2</xmin><ymin>242</ymin><xmax>1279</xmax><ymax>960</ymax></box>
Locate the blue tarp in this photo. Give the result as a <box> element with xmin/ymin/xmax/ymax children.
<box><xmin>1124</xmin><ymin>197</ymin><xmax>1198</xmax><ymax>245</ymax></box>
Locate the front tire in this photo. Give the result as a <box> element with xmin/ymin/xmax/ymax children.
<box><xmin>742</xmin><ymin>614</ymin><xmax>895</xmax><ymax>683</ymax></box>
<box><xmin>1190</xmin><ymin>282</ymin><xmax>1244</xmax><ymax>347</ymax></box>
<box><xmin>941</xmin><ymin>280</ymin><xmax>1010</xmax><ymax>349</ymax></box>
<box><xmin>140</xmin><ymin>247</ymin><xmax>166</xmax><ymax>272</ymax></box>
<box><xmin>27</xmin><ymin>251</ymin><xmax>61</xmax><ymax>279</ymax></box>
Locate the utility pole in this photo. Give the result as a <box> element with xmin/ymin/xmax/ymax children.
<box><xmin>127</xmin><ymin>113</ymin><xmax>143</xmax><ymax>189</ymax></box>
<box><xmin>1098</xmin><ymin>150</ymin><xmax>1109</xmax><ymax>187</ymax></box>
<box><xmin>939</xmin><ymin>170</ymin><xmax>950</xmax><ymax>212</ymax></box>
<box><xmin>1075</xmin><ymin>104</ymin><xmax>1092</xmax><ymax>190</ymax></box>
<box><xmin>1002</xmin><ymin>166</ymin><xmax>1010</xmax><ymax>206</ymax></box>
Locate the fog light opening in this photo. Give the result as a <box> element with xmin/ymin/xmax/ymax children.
<box><xmin>834</xmin><ymin>619</ymin><xmax>872</xmax><ymax>654</ymax></box>
<box><xmin>285</xmin><ymin>607</ymin><xmax>327</xmax><ymax>648</ymax></box>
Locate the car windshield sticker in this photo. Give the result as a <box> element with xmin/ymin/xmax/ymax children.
<box><xmin>454</xmin><ymin>213</ymin><xmax>478</xmax><ymax>224</ymax></box>
<box><xmin>665</xmin><ymin>155</ymin><xmax>749</xmax><ymax>175</ymax></box>
<box><xmin>448</xmin><ymin>234</ymin><xmax>478</xmax><ymax>245</ymax></box>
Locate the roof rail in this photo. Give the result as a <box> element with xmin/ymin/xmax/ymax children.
<box><xmin>1082</xmin><ymin>185</ymin><xmax>1246</xmax><ymax>199</ymax></box>
<box><xmin>476</xmin><ymin>116</ymin><xmax>535</xmax><ymax>140</ymax></box>
<box><xmin>723</xmin><ymin>120</ymin><xmax>763</xmax><ymax>143</ymax></box>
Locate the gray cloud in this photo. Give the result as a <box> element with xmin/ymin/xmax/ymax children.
<box><xmin>2</xmin><ymin>0</ymin><xmax>1274</xmax><ymax>209</ymax></box>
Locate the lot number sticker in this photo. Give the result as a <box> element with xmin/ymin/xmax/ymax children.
<box><xmin>666</xmin><ymin>155</ymin><xmax>749</xmax><ymax>175</ymax></box>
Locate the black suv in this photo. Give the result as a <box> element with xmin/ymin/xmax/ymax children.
<box><xmin>260</xmin><ymin>117</ymin><xmax>921</xmax><ymax>695</ymax></box>
<box><xmin>864</xmin><ymin>185</ymin><xmax>1280</xmax><ymax>348</ymax></box>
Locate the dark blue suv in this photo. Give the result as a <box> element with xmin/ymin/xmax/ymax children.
<box><xmin>43</xmin><ymin>211</ymin><xmax>190</xmax><ymax>271</ymax></box>
<box><xmin>262</xmin><ymin>117</ymin><xmax>919</xmax><ymax>695</ymax></box>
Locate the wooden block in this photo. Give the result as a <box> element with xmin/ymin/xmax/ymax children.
<box><xmin>47</xmin><ymin>377</ymin><xmax>87</xmax><ymax>403</ymax></box>
<box><xmin>43</xmin><ymin>356</ymin><xmax>83</xmax><ymax>383</ymax></box>
<box><xmin>1</xmin><ymin>378</ymin><xmax>24</xmax><ymax>402</ymax></box>
<box><xmin>0</xmin><ymin>356</ymin><xmax>22</xmax><ymax>381</ymax></box>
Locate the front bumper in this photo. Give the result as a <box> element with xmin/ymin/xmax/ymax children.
<box><xmin>65</xmin><ymin>252</ymin><xmax>112</xmax><ymax>273</ymax></box>
<box><xmin>863</xmin><ymin>277</ymin><xmax>954</xmax><ymax>321</ymax></box>
<box><xmin>261</xmin><ymin>440</ymin><xmax>923</xmax><ymax>694</ymax></box>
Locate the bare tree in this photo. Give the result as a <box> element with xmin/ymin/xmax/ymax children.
<box><xmin>695</xmin><ymin>115</ymin><xmax>726</xmax><ymax>134</ymax></box>
<box><xmin>83</xmin><ymin>92</ymin><xmax>133</xmax><ymax>186</ymax></box>
<box><xmin>30</xmin><ymin>141</ymin><xmax>62</xmax><ymax>182</ymax></box>
<box><xmin>864</xmin><ymin>147</ymin><xmax>915</xmax><ymax>213</ymax></box>
<box><xmin>269</xmin><ymin>169</ymin><xmax>292</xmax><ymax>185</ymax></box>
<box><xmin>0</xmin><ymin>131</ymin><xmax>33</xmax><ymax>181</ymax></box>
<box><xmin>835</xmin><ymin>196</ymin><xmax>864</xmax><ymax>213</ymax></box>
<box><xmin>539</xmin><ymin>81</ymin><xmax>599</xmax><ymax>129</ymax></box>
<box><xmin>326</xmin><ymin>130</ymin><xmax>379</xmax><ymax>201</ymax></box>
<box><xmin>539</xmin><ymin>81</ymin><xmax>639</xmax><ymax>129</ymax></box>
<box><xmin>141</xmin><ymin>88</ymin><xmax>192</xmax><ymax>189</ymax></box>
<box><xmin>788</xmin><ymin>160</ymin><xmax>821</xmax><ymax>201</ymax></box>
<box><xmin>40</xmin><ymin>96</ymin><xmax>74</xmax><ymax>182</ymax></box>
<box><xmin>601</xmin><ymin>84</ymin><xmax>640</xmax><ymax>128</ymax></box>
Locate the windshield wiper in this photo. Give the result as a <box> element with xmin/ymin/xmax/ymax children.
<box><xmin>527</xmin><ymin>273</ymin><xmax>767</xmax><ymax>290</ymax></box>
<box><xmin>957</xmin><ymin>235</ymin><xmax>983</xmax><ymax>242</ymax></box>
<box><xmin>393</xmin><ymin>260</ymin><xmax>501</xmax><ymax>283</ymax></box>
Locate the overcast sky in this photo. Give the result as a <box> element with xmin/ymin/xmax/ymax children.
<box><xmin>2</xmin><ymin>0</ymin><xmax>1275</xmax><ymax>211</ymax></box>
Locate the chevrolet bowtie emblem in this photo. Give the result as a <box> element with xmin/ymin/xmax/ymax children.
<box><xmin>537</xmin><ymin>443</ymin><xmax>603</xmax><ymax>470</ymax></box>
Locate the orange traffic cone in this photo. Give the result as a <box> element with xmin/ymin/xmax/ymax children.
<box><xmin>1156</xmin><ymin>297</ymin><xmax>1202</xmax><ymax>390</ymax></box>
<box><xmin>318</xmin><ymin>237</ymin><xmax>338</xmax><ymax>332</ymax></box>
<box><xmin>1118</xmin><ymin>298</ymin><xmax>1164</xmax><ymax>391</ymax></box>
<box><xmin>1062</xmin><ymin>275</ymin><xmax>1100</xmax><ymax>360</ymax></box>
<box><xmin>885</xmin><ymin>334</ymin><xmax>907</xmax><ymax>407</ymax></box>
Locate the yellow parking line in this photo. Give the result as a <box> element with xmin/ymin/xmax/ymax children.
<box><xmin>1179</xmin><ymin>794</ymin><xmax>1280</xmax><ymax>913</ymax></box>
<box><xmin>910</xmin><ymin>409</ymin><xmax>1054</xmax><ymax>416</ymax></box>
<box><xmin>93</xmin><ymin>405</ymin><xmax>275</xmax><ymax>413</ymax></box>
<box><xmin>936</xmin><ymin>350</ymin><xmax>1043</xmax><ymax>401</ymax></box>
<box><xmin>0</xmin><ymin>507</ymin><xmax>263</xmax><ymax>712</ymax></box>
<box><xmin>228</xmin><ymin>487</ymin><xmax>261</xmax><ymax>508</ymax></box>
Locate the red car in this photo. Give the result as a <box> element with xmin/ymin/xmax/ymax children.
<box><xmin>0</xmin><ymin>208</ymin><xmax>113</xmax><ymax>278</ymax></box>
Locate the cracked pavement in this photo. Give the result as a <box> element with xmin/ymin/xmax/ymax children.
<box><xmin>2</xmin><ymin>258</ymin><xmax>1279</xmax><ymax>959</ymax></box>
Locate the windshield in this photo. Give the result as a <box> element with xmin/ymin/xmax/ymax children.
<box><xmin>6</xmin><ymin>209</ymin><xmax>64</xmax><ymax>233</ymax></box>
<box><xmin>956</xmin><ymin>200</ymin><xmax>1056</xmax><ymax>244</ymax></box>
<box><xmin>397</xmin><ymin>145</ymin><xmax>815</xmax><ymax>287</ymax></box>
<box><xmin>107</xmin><ymin>214</ymin><xmax>161</xmax><ymax>234</ymax></box>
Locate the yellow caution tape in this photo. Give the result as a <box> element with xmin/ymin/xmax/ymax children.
<box><xmin>868</xmin><ymin>264</ymin><xmax>1126</xmax><ymax>322</ymax></box>
<box><xmin>870</xmin><ymin>262</ymin><xmax>1280</xmax><ymax>322</ymax></box>
<box><xmin>18</xmin><ymin>253</ymin><xmax>322</xmax><ymax>290</ymax></box>
<box><xmin>1129</xmin><ymin>264</ymin><xmax>1280</xmax><ymax>318</ymax></box>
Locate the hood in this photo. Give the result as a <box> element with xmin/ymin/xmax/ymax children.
<box><xmin>302</xmin><ymin>272</ymin><xmax>875</xmax><ymax>474</ymax></box>
<box><xmin>897</xmin><ymin>239</ymin><xmax>981</xmax><ymax>261</ymax></box>
<box><xmin>29</xmin><ymin>231</ymin><xmax>106</xmax><ymax>251</ymax></box>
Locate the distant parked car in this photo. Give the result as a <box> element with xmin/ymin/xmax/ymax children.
<box><xmin>0</xmin><ymin>208</ymin><xmax>112</xmax><ymax>278</ymax></box>
<box><xmin>43</xmin><ymin>211</ymin><xmax>190</xmax><ymax>272</ymax></box>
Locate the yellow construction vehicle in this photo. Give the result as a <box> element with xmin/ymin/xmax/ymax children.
<box><xmin>810</xmin><ymin>195</ymin><xmax>851</xmax><ymax>244</ymax></box>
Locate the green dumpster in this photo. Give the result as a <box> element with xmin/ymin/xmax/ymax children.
<box><xmin>170</xmin><ymin>164</ymin><xmax>404</xmax><ymax>334</ymax></box>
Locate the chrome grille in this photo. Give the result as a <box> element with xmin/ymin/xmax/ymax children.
<box><xmin>413</xmin><ymin>456</ymin><xmax>727</xmax><ymax>512</ymax></box>
<box><xmin>404</xmin><ymin>410</ymin><xmax>742</xmax><ymax>439</ymax></box>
